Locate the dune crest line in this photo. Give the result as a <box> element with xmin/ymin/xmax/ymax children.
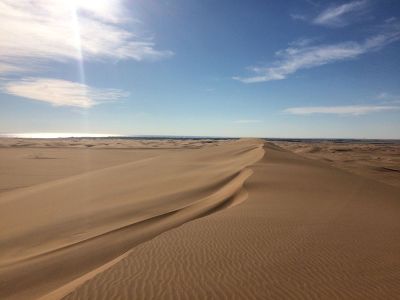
<box><xmin>0</xmin><ymin>139</ymin><xmax>264</xmax><ymax>300</ymax></box>
<box><xmin>65</xmin><ymin>142</ymin><xmax>400</xmax><ymax>300</ymax></box>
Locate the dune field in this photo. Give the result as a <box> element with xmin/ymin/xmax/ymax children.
<box><xmin>0</xmin><ymin>138</ymin><xmax>399</xmax><ymax>299</ymax></box>
<box><xmin>274</xmin><ymin>140</ymin><xmax>400</xmax><ymax>188</ymax></box>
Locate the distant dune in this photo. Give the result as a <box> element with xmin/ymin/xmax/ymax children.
<box><xmin>0</xmin><ymin>139</ymin><xmax>399</xmax><ymax>299</ymax></box>
<box><xmin>274</xmin><ymin>141</ymin><xmax>400</xmax><ymax>188</ymax></box>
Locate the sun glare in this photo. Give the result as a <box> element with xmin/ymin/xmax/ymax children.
<box><xmin>68</xmin><ymin>1</ymin><xmax>85</xmax><ymax>82</ymax></box>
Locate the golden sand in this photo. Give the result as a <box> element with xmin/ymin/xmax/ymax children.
<box><xmin>0</xmin><ymin>139</ymin><xmax>399</xmax><ymax>299</ymax></box>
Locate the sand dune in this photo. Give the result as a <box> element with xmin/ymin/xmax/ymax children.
<box><xmin>0</xmin><ymin>138</ymin><xmax>226</xmax><ymax>150</ymax></box>
<box><xmin>64</xmin><ymin>142</ymin><xmax>400</xmax><ymax>300</ymax></box>
<box><xmin>275</xmin><ymin>141</ymin><xmax>400</xmax><ymax>188</ymax></box>
<box><xmin>0</xmin><ymin>139</ymin><xmax>263</xmax><ymax>300</ymax></box>
<box><xmin>1</xmin><ymin>140</ymin><xmax>399</xmax><ymax>299</ymax></box>
<box><xmin>0</xmin><ymin>148</ymin><xmax>165</xmax><ymax>194</ymax></box>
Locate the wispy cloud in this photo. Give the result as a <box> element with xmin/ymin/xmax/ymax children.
<box><xmin>290</xmin><ymin>14</ymin><xmax>308</xmax><ymax>21</ymax></box>
<box><xmin>1</xmin><ymin>78</ymin><xmax>128</xmax><ymax>108</ymax></box>
<box><xmin>234</xmin><ymin>22</ymin><xmax>400</xmax><ymax>83</ymax></box>
<box><xmin>284</xmin><ymin>105</ymin><xmax>400</xmax><ymax>115</ymax></box>
<box><xmin>234</xmin><ymin>119</ymin><xmax>263</xmax><ymax>124</ymax></box>
<box><xmin>313</xmin><ymin>0</ymin><xmax>370</xmax><ymax>27</ymax></box>
<box><xmin>0</xmin><ymin>0</ymin><xmax>173</xmax><ymax>75</ymax></box>
<box><xmin>289</xmin><ymin>37</ymin><xmax>318</xmax><ymax>47</ymax></box>
<box><xmin>377</xmin><ymin>92</ymin><xmax>390</xmax><ymax>99</ymax></box>
<box><xmin>0</xmin><ymin>63</ymin><xmax>28</xmax><ymax>74</ymax></box>
<box><xmin>377</xmin><ymin>92</ymin><xmax>400</xmax><ymax>104</ymax></box>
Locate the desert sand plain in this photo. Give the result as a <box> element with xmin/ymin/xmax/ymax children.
<box><xmin>274</xmin><ymin>140</ymin><xmax>400</xmax><ymax>188</ymax></box>
<box><xmin>0</xmin><ymin>138</ymin><xmax>399</xmax><ymax>299</ymax></box>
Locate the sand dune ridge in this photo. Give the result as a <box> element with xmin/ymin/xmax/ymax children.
<box><xmin>0</xmin><ymin>139</ymin><xmax>264</xmax><ymax>300</ymax></box>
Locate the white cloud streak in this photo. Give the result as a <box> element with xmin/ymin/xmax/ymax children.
<box><xmin>313</xmin><ymin>0</ymin><xmax>370</xmax><ymax>27</ymax></box>
<box><xmin>234</xmin><ymin>22</ymin><xmax>400</xmax><ymax>83</ymax></box>
<box><xmin>0</xmin><ymin>0</ymin><xmax>173</xmax><ymax>75</ymax></box>
<box><xmin>1</xmin><ymin>78</ymin><xmax>128</xmax><ymax>108</ymax></box>
<box><xmin>284</xmin><ymin>105</ymin><xmax>400</xmax><ymax>115</ymax></box>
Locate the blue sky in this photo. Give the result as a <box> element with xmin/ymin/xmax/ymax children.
<box><xmin>0</xmin><ymin>0</ymin><xmax>400</xmax><ymax>138</ymax></box>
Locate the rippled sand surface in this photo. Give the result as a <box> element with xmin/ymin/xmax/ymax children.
<box><xmin>1</xmin><ymin>139</ymin><xmax>399</xmax><ymax>299</ymax></box>
<box><xmin>0</xmin><ymin>138</ymin><xmax>263</xmax><ymax>299</ymax></box>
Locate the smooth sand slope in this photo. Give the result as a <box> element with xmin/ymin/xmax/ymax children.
<box><xmin>0</xmin><ymin>139</ymin><xmax>263</xmax><ymax>299</ymax></box>
<box><xmin>65</xmin><ymin>143</ymin><xmax>400</xmax><ymax>300</ymax></box>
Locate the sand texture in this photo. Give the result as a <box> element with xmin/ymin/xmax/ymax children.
<box><xmin>0</xmin><ymin>138</ymin><xmax>225</xmax><ymax>150</ymax></box>
<box><xmin>1</xmin><ymin>139</ymin><xmax>399</xmax><ymax>299</ymax></box>
<box><xmin>274</xmin><ymin>141</ymin><xmax>400</xmax><ymax>188</ymax></box>
<box><xmin>0</xmin><ymin>139</ymin><xmax>263</xmax><ymax>299</ymax></box>
<box><xmin>64</xmin><ymin>142</ymin><xmax>400</xmax><ymax>300</ymax></box>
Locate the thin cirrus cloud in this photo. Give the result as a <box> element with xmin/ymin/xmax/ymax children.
<box><xmin>234</xmin><ymin>21</ymin><xmax>400</xmax><ymax>83</ymax></box>
<box><xmin>284</xmin><ymin>105</ymin><xmax>400</xmax><ymax>116</ymax></box>
<box><xmin>1</xmin><ymin>78</ymin><xmax>128</xmax><ymax>108</ymax></box>
<box><xmin>313</xmin><ymin>0</ymin><xmax>370</xmax><ymax>27</ymax></box>
<box><xmin>0</xmin><ymin>0</ymin><xmax>173</xmax><ymax>74</ymax></box>
<box><xmin>377</xmin><ymin>92</ymin><xmax>400</xmax><ymax>104</ymax></box>
<box><xmin>290</xmin><ymin>14</ymin><xmax>308</xmax><ymax>21</ymax></box>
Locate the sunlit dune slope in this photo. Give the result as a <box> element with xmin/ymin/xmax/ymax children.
<box><xmin>0</xmin><ymin>139</ymin><xmax>264</xmax><ymax>300</ymax></box>
<box><xmin>65</xmin><ymin>142</ymin><xmax>400</xmax><ymax>300</ymax></box>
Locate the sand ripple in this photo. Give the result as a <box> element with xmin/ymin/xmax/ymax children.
<box><xmin>0</xmin><ymin>139</ymin><xmax>264</xmax><ymax>300</ymax></box>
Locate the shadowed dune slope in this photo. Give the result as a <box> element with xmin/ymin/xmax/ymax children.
<box><xmin>65</xmin><ymin>142</ymin><xmax>400</xmax><ymax>300</ymax></box>
<box><xmin>0</xmin><ymin>139</ymin><xmax>264</xmax><ymax>300</ymax></box>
